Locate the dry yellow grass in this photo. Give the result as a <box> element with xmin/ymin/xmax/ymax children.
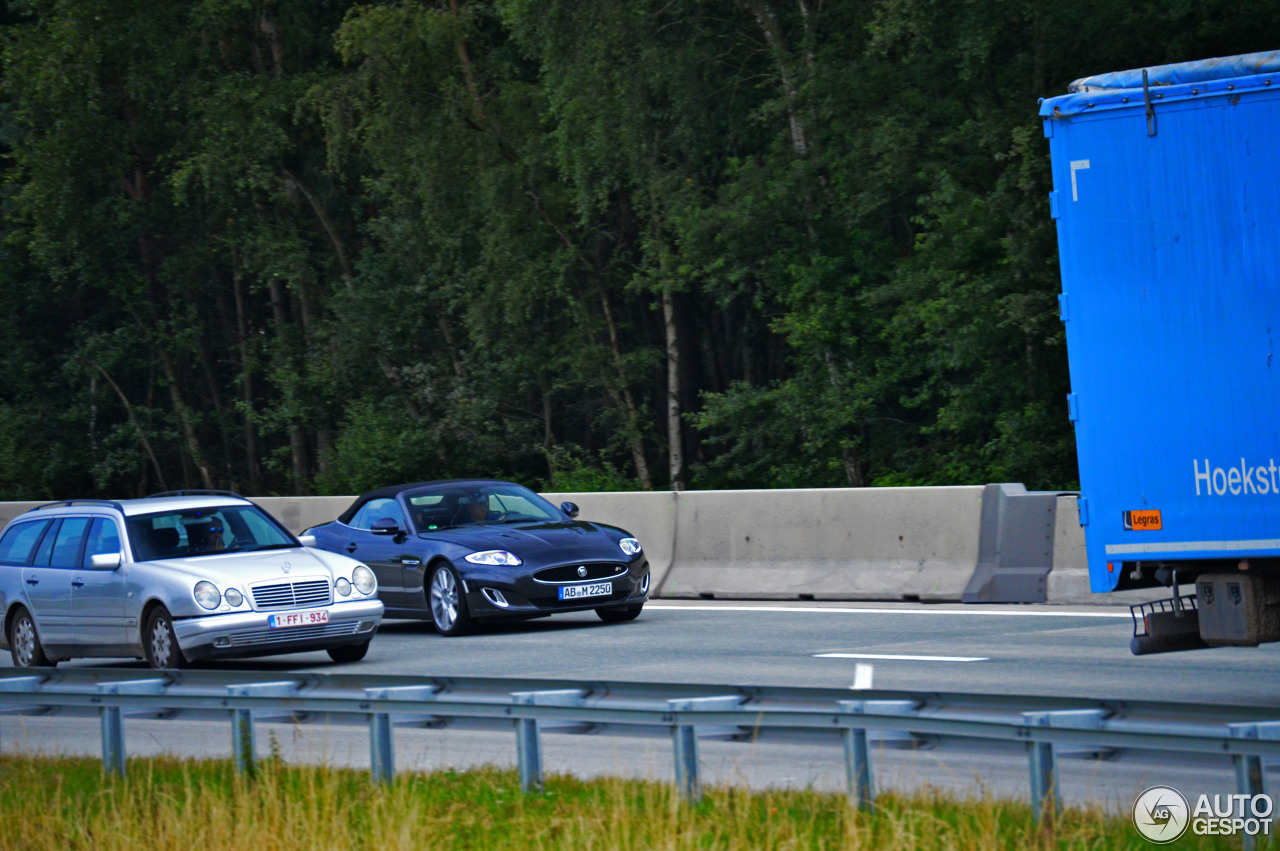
<box><xmin>0</xmin><ymin>755</ymin><xmax>1257</xmax><ymax>850</ymax></box>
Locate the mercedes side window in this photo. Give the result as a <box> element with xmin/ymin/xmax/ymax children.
<box><xmin>30</xmin><ymin>519</ymin><xmax>61</xmax><ymax>566</ymax></box>
<box><xmin>49</xmin><ymin>517</ymin><xmax>90</xmax><ymax>568</ymax></box>
<box><xmin>0</xmin><ymin>520</ymin><xmax>49</xmax><ymax>565</ymax></box>
<box><xmin>82</xmin><ymin>518</ymin><xmax>122</xmax><ymax>567</ymax></box>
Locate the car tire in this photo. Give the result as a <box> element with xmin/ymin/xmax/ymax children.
<box><xmin>326</xmin><ymin>641</ymin><xmax>371</xmax><ymax>663</ymax></box>
<box><xmin>596</xmin><ymin>602</ymin><xmax>644</xmax><ymax>623</ymax></box>
<box><xmin>9</xmin><ymin>608</ymin><xmax>54</xmax><ymax>667</ymax></box>
<box><xmin>429</xmin><ymin>562</ymin><xmax>472</xmax><ymax>636</ymax></box>
<box><xmin>144</xmin><ymin>606</ymin><xmax>188</xmax><ymax>669</ymax></box>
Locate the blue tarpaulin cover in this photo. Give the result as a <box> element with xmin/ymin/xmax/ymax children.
<box><xmin>1069</xmin><ymin>49</ymin><xmax>1280</xmax><ymax>92</ymax></box>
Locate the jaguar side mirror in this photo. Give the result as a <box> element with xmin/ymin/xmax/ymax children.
<box><xmin>560</xmin><ymin>501</ymin><xmax>580</xmax><ymax>519</ymax></box>
<box><xmin>371</xmin><ymin>518</ymin><xmax>400</xmax><ymax>536</ymax></box>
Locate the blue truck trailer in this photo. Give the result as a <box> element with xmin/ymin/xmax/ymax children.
<box><xmin>1041</xmin><ymin>50</ymin><xmax>1280</xmax><ymax>654</ymax></box>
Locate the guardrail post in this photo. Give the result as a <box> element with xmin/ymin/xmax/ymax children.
<box><xmin>510</xmin><ymin>689</ymin><xmax>587</xmax><ymax>793</ymax></box>
<box><xmin>837</xmin><ymin>700</ymin><xmax>916</xmax><ymax>810</ymax></box>
<box><xmin>226</xmin><ymin>681</ymin><xmax>299</xmax><ymax>777</ymax></box>
<box><xmin>102</xmin><ymin>703</ymin><xmax>125</xmax><ymax>777</ymax></box>
<box><xmin>1021</xmin><ymin>711</ymin><xmax>1061</xmax><ymax>824</ymax></box>
<box><xmin>363</xmin><ymin>685</ymin><xmax>443</xmax><ymax>785</ymax></box>
<box><xmin>96</xmin><ymin>679</ymin><xmax>168</xmax><ymax>778</ymax></box>
<box><xmin>370</xmin><ymin>710</ymin><xmax>393</xmax><ymax>783</ymax></box>
<box><xmin>1228</xmin><ymin>722</ymin><xmax>1280</xmax><ymax>851</ymax></box>
<box><xmin>666</xmin><ymin>696</ymin><xmax>742</xmax><ymax>804</ymax></box>
<box><xmin>1021</xmin><ymin>709</ymin><xmax>1107</xmax><ymax>825</ymax></box>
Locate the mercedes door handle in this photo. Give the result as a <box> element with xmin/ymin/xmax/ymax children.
<box><xmin>25</xmin><ymin>578</ymin><xmax>37</xmax><ymax>586</ymax></box>
<box><xmin>71</xmin><ymin>578</ymin><xmax>85</xmax><ymax>588</ymax></box>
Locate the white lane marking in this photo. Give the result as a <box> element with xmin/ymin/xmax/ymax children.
<box><xmin>644</xmin><ymin>604</ymin><xmax>1130</xmax><ymax>619</ymax></box>
<box><xmin>816</xmin><ymin>652</ymin><xmax>988</xmax><ymax>663</ymax></box>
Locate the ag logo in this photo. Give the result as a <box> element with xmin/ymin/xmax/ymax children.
<box><xmin>1133</xmin><ymin>785</ymin><xmax>1190</xmax><ymax>843</ymax></box>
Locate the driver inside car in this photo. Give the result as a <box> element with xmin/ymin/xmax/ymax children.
<box><xmin>184</xmin><ymin>518</ymin><xmax>225</xmax><ymax>552</ymax></box>
<box><xmin>455</xmin><ymin>494</ymin><xmax>505</xmax><ymax>524</ymax></box>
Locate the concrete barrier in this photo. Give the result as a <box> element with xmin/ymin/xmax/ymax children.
<box><xmin>653</xmin><ymin>487</ymin><xmax>985</xmax><ymax>602</ymax></box>
<box><xmin>254</xmin><ymin>496</ymin><xmax>354</xmax><ymax>537</ymax></box>
<box><xmin>0</xmin><ymin>487</ymin><xmax>1154</xmax><ymax>605</ymax></box>
<box><xmin>0</xmin><ymin>502</ymin><xmax>44</xmax><ymax>532</ymax></box>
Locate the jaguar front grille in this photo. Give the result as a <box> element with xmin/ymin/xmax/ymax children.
<box><xmin>533</xmin><ymin>563</ymin><xmax>628</xmax><ymax>584</ymax></box>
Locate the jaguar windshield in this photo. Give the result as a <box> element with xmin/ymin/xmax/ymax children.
<box><xmin>406</xmin><ymin>483</ymin><xmax>563</xmax><ymax>531</ymax></box>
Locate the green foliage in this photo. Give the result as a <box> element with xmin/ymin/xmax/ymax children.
<box><xmin>543</xmin><ymin>444</ymin><xmax>637</xmax><ymax>492</ymax></box>
<box><xmin>0</xmin><ymin>0</ymin><xmax>1269</xmax><ymax>497</ymax></box>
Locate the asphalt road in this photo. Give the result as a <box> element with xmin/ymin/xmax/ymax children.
<box><xmin>179</xmin><ymin>599</ymin><xmax>1280</xmax><ymax>705</ymax></box>
<box><xmin>9</xmin><ymin>600</ymin><xmax>1279</xmax><ymax>811</ymax></box>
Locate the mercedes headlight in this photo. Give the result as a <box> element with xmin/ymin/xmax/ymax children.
<box><xmin>335</xmin><ymin>577</ymin><xmax>352</xmax><ymax>597</ymax></box>
<box><xmin>194</xmin><ymin>581</ymin><xmax>221</xmax><ymax>610</ymax></box>
<box><xmin>352</xmin><ymin>565</ymin><xmax>376</xmax><ymax>595</ymax></box>
<box><xmin>224</xmin><ymin>587</ymin><xmax>244</xmax><ymax>607</ymax></box>
<box><xmin>465</xmin><ymin>550</ymin><xmax>523</xmax><ymax>566</ymax></box>
<box><xmin>619</xmin><ymin>538</ymin><xmax>642</xmax><ymax>556</ymax></box>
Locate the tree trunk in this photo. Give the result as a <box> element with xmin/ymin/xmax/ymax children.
<box><xmin>663</xmin><ymin>284</ymin><xmax>683</xmax><ymax>491</ymax></box>
<box><xmin>154</xmin><ymin>347</ymin><xmax>215</xmax><ymax>490</ymax></box>
<box><xmin>268</xmin><ymin>277</ymin><xmax>310</xmax><ymax>492</ymax></box>
<box><xmin>596</xmin><ymin>283</ymin><xmax>652</xmax><ymax>489</ymax></box>
<box><xmin>74</xmin><ymin>357</ymin><xmax>168</xmax><ymax>491</ymax></box>
<box><xmin>232</xmin><ymin>262</ymin><xmax>263</xmax><ymax>493</ymax></box>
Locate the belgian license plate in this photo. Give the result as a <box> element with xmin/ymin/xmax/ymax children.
<box><xmin>559</xmin><ymin>582</ymin><xmax>611</xmax><ymax>600</ymax></box>
<box><xmin>268</xmin><ymin>610</ymin><xmax>330</xmax><ymax>629</ymax></box>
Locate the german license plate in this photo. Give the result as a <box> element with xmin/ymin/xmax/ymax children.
<box><xmin>268</xmin><ymin>610</ymin><xmax>330</xmax><ymax>629</ymax></box>
<box><xmin>559</xmin><ymin>582</ymin><xmax>611</xmax><ymax>600</ymax></box>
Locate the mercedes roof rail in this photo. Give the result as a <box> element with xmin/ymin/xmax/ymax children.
<box><xmin>34</xmin><ymin>499</ymin><xmax>125</xmax><ymax>512</ymax></box>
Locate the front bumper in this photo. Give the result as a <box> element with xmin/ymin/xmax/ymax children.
<box><xmin>463</xmin><ymin>560</ymin><xmax>650</xmax><ymax>619</ymax></box>
<box><xmin>173</xmin><ymin>598</ymin><xmax>384</xmax><ymax>662</ymax></box>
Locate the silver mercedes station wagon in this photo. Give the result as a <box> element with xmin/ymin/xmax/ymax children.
<box><xmin>0</xmin><ymin>492</ymin><xmax>384</xmax><ymax>668</ymax></box>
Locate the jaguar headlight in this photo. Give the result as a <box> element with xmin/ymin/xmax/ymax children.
<box><xmin>352</xmin><ymin>565</ymin><xmax>376</xmax><ymax>595</ymax></box>
<box><xmin>619</xmin><ymin>537</ymin><xmax>643</xmax><ymax>556</ymax></box>
<box><xmin>194</xmin><ymin>581</ymin><xmax>221</xmax><ymax>610</ymax></box>
<box><xmin>465</xmin><ymin>550</ymin><xmax>523</xmax><ymax>566</ymax></box>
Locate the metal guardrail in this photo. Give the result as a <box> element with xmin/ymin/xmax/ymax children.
<box><xmin>2</xmin><ymin>667</ymin><xmax>1279</xmax><ymax>823</ymax></box>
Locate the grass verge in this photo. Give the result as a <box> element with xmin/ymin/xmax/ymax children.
<box><xmin>0</xmin><ymin>754</ymin><xmax>1260</xmax><ymax>850</ymax></box>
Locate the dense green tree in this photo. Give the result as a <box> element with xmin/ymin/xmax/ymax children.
<box><xmin>1</xmin><ymin>0</ymin><xmax>1275</xmax><ymax>499</ymax></box>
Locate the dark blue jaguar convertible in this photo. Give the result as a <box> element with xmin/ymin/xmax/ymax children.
<box><xmin>300</xmin><ymin>480</ymin><xmax>649</xmax><ymax>635</ymax></box>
